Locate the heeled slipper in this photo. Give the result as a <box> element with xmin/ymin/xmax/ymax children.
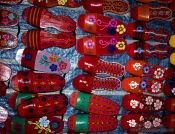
<box><xmin>0</xmin><ymin>62</ymin><xmax>11</xmax><ymax>81</ymax></box>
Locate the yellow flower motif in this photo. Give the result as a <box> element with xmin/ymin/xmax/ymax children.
<box><xmin>57</xmin><ymin>0</ymin><xmax>67</xmax><ymax>5</ymax></box>
<box><xmin>116</xmin><ymin>41</ymin><xmax>126</xmax><ymax>50</ymax></box>
<box><xmin>49</xmin><ymin>54</ymin><xmax>57</xmax><ymax>62</ymax></box>
<box><xmin>116</xmin><ymin>24</ymin><xmax>126</xmax><ymax>35</ymax></box>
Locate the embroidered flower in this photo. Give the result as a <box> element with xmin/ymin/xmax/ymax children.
<box><xmin>109</xmin><ymin>19</ymin><xmax>117</xmax><ymax>27</ymax></box>
<box><xmin>49</xmin><ymin>54</ymin><xmax>58</xmax><ymax>62</ymax></box>
<box><xmin>2</xmin><ymin>18</ymin><xmax>9</xmax><ymax>25</ymax></box>
<box><xmin>25</xmin><ymin>53</ymin><xmax>32</xmax><ymax>60</ymax></box>
<box><xmin>130</xmin><ymin>100</ymin><xmax>139</xmax><ymax>109</ymax></box>
<box><xmin>116</xmin><ymin>41</ymin><xmax>125</xmax><ymax>50</ymax></box>
<box><xmin>145</xmin><ymin>96</ymin><xmax>153</xmax><ymax>105</ymax></box>
<box><xmin>39</xmin><ymin>116</ymin><xmax>50</xmax><ymax>127</ymax></box>
<box><xmin>133</xmin><ymin>63</ymin><xmax>142</xmax><ymax>71</ymax></box>
<box><xmin>144</xmin><ymin>121</ymin><xmax>152</xmax><ymax>129</ymax></box>
<box><xmin>57</xmin><ymin>0</ymin><xmax>67</xmax><ymax>5</ymax></box>
<box><xmin>139</xmin><ymin>103</ymin><xmax>144</xmax><ymax>109</ymax></box>
<box><xmin>107</xmin><ymin>27</ymin><xmax>116</xmax><ymax>35</ymax></box>
<box><xmin>110</xmin><ymin>38</ymin><xmax>117</xmax><ymax>45</ymax></box>
<box><xmin>87</xmin><ymin>15</ymin><xmax>96</xmax><ymax>23</ymax></box>
<box><xmin>139</xmin><ymin>115</ymin><xmax>144</xmax><ymax>122</ymax></box>
<box><xmin>59</xmin><ymin>61</ymin><xmax>67</xmax><ymax>70</ymax></box>
<box><xmin>116</xmin><ymin>24</ymin><xmax>126</xmax><ymax>34</ymax></box>
<box><xmin>154</xmin><ymin>99</ymin><xmax>162</xmax><ymax>110</ymax></box>
<box><xmin>84</xmin><ymin>39</ymin><xmax>95</xmax><ymax>49</ymax></box>
<box><xmin>49</xmin><ymin>64</ymin><xmax>57</xmax><ymax>72</ymax></box>
<box><xmin>151</xmin><ymin>82</ymin><xmax>161</xmax><ymax>93</ymax></box>
<box><xmin>153</xmin><ymin>118</ymin><xmax>161</xmax><ymax>128</ymax></box>
<box><xmin>129</xmin><ymin>81</ymin><xmax>139</xmax><ymax>89</ymax></box>
<box><xmin>2</xmin><ymin>34</ymin><xmax>9</xmax><ymax>40</ymax></box>
<box><xmin>8</xmin><ymin>13</ymin><xmax>15</xmax><ymax>20</ymax></box>
<box><xmin>107</xmin><ymin>44</ymin><xmax>116</xmax><ymax>53</ymax></box>
<box><xmin>171</xmin><ymin>88</ymin><xmax>175</xmax><ymax>95</ymax></box>
<box><xmin>140</xmin><ymin>80</ymin><xmax>147</xmax><ymax>90</ymax></box>
<box><xmin>50</xmin><ymin>120</ymin><xmax>60</xmax><ymax>131</ymax></box>
<box><xmin>143</xmin><ymin>65</ymin><xmax>150</xmax><ymax>74</ymax></box>
<box><xmin>127</xmin><ymin>119</ymin><xmax>137</xmax><ymax>127</ymax></box>
<box><xmin>154</xmin><ymin>68</ymin><xmax>164</xmax><ymax>79</ymax></box>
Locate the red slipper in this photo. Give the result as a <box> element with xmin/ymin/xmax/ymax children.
<box><xmin>23</xmin><ymin>6</ymin><xmax>76</xmax><ymax>32</ymax></box>
<box><xmin>127</xmin><ymin>41</ymin><xmax>171</xmax><ymax>59</ymax></box>
<box><xmin>122</xmin><ymin>94</ymin><xmax>163</xmax><ymax>112</ymax></box>
<box><xmin>78</xmin><ymin>13</ymin><xmax>127</xmax><ymax>36</ymax></box>
<box><xmin>82</xmin><ymin>0</ymin><xmax>129</xmax><ymax>15</ymax></box>
<box><xmin>21</xmin><ymin>29</ymin><xmax>76</xmax><ymax>50</ymax></box>
<box><xmin>122</xmin><ymin>77</ymin><xmax>163</xmax><ymax>94</ymax></box>
<box><xmin>70</xmin><ymin>91</ymin><xmax>120</xmax><ymax>115</ymax></box>
<box><xmin>0</xmin><ymin>0</ymin><xmax>21</xmax><ymax>4</ymax></box>
<box><xmin>28</xmin><ymin>0</ymin><xmax>81</xmax><ymax>8</ymax></box>
<box><xmin>120</xmin><ymin>114</ymin><xmax>162</xmax><ymax>130</ymax></box>
<box><xmin>163</xmin><ymin>82</ymin><xmax>175</xmax><ymax>97</ymax></box>
<box><xmin>68</xmin><ymin>114</ymin><xmax>118</xmax><ymax>132</ymax></box>
<box><xmin>76</xmin><ymin>35</ymin><xmax>126</xmax><ymax>56</ymax></box>
<box><xmin>136</xmin><ymin>0</ymin><xmax>173</xmax><ymax>3</ymax></box>
<box><xmin>72</xmin><ymin>74</ymin><xmax>121</xmax><ymax>93</ymax></box>
<box><xmin>0</xmin><ymin>62</ymin><xmax>11</xmax><ymax>81</ymax></box>
<box><xmin>126</xmin><ymin>60</ymin><xmax>174</xmax><ymax>81</ymax></box>
<box><xmin>0</xmin><ymin>106</ymin><xmax>8</xmax><ymax>123</ymax></box>
<box><xmin>0</xmin><ymin>30</ymin><xmax>18</xmax><ymax>50</ymax></box>
<box><xmin>11</xmin><ymin>70</ymin><xmax>65</xmax><ymax>93</ymax></box>
<box><xmin>0</xmin><ymin>8</ymin><xmax>18</xmax><ymax>27</ymax></box>
<box><xmin>17</xmin><ymin>94</ymin><xmax>68</xmax><ymax>117</ymax></box>
<box><xmin>78</xmin><ymin>56</ymin><xmax>125</xmax><ymax>78</ymax></box>
<box><xmin>0</xmin><ymin>82</ymin><xmax>6</xmax><ymax>96</ymax></box>
<box><xmin>131</xmin><ymin>5</ymin><xmax>172</xmax><ymax>21</ymax></box>
<box><xmin>15</xmin><ymin>48</ymin><xmax>71</xmax><ymax>74</ymax></box>
<box><xmin>4</xmin><ymin>116</ymin><xmax>64</xmax><ymax>134</ymax></box>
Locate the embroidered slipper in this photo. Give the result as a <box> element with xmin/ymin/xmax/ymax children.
<box><xmin>4</xmin><ymin>116</ymin><xmax>64</xmax><ymax>134</ymax></box>
<box><xmin>17</xmin><ymin>94</ymin><xmax>68</xmax><ymax>117</ymax></box>
<box><xmin>0</xmin><ymin>30</ymin><xmax>18</xmax><ymax>50</ymax></box>
<box><xmin>82</xmin><ymin>0</ymin><xmax>129</xmax><ymax>15</ymax></box>
<box><xmin>68</xmin><ymin>114</ymin><xmax>118</xmax><ymax>132</ymax></box>
<box><xmin>120</xmin><ymin>114</ymin><xmax>162</xmax><ymax>130</ymax></box>
<box><xmin>122</xmin><ymin>77</ymin><xmax>163</xmax><ymax>94</ymax></box>
<box><xmin>0</xmin><ymin>63</ymin><xmax>11</xmax><ymax>81</ymax></box>
<box><xmin>0</xmin><ymin>106</ymin><xmax>8</xmax><ymax>123</ymax></box>
<box><xmin>163</xmin><ymin>82</ymin><xmax>175</xmax><ymax>97</ymax></box>
<box><xmin>11</xmin><ymin>70</ymin><xmax>65</xmax><ymax>93</ymax></box>
<box><xmin>127</xmin><ymin>41</ymin><xmax>172</xmax><ymax>59</ymax></box>
<box><xmin>72</xmin><ymin>74</ymin><xmax>121</xmax><ymax>93</ymax></box>
<box><xmin>0</xmin><ymin>0</ymin><xmax>21</xmax><ymax>4</ymax></box>
<box><xmin>70</xmin><ymin>91</ymin><xmax>120</xmax><ymax>115</ymax></box>
<box><xmin>28</xmin><ymin>0</ymin><xmax>82</xmax><ymax>8</ymax></box>
<box><xmin>0</xmin><ymin>8</ymin><xmax>18</xmax><ymax>27</ymax></box>
<box><xmin>136</xmin><ymin>0</ymin><xmax>173</xmax><ymax>3</ymax></box>
<box><xmin>131</xmin><ymin>5</ymin><xmax>172</xmax><ymax>21</ymax></box>
<box><xmin>21</xmin><ymin>30</ymin><xmax>76</xmax><ymax>50</ymax></box>
<box><xmin>0</xmin><ymin>82</ymin><xmax>6</xmax><ymax>96</ymax></box>
<box><xmin>125</xmin><ymin>60</ymin><xmax>174</xmax><ymax>81</ymax></box>
<box><xmin>78</xmin><ymin>56</ymin><xmax>125</xmax><ymax>78</ymax></box>
<box><xmin>15</xmin><ymin>48</ymin><xmax>71</xmax><ymax>74</ymax></box>
<box><xmin>76</xmin><ymin>35</ymin><xmax>126</xmax><ymax>56</ymax></box>
<box><xmin>22</xmin><ymin>6</ymin><xmax>76</xmax><ymax>32</ymax></box>
<box><xmin>78</xmin><ymin>13</ymin><xmax>127</xmax><ymax>36</ymax></box>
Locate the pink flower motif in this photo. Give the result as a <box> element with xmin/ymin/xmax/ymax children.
<box><xmin>84</xmin><ymin>39</ymin><xmax>95</xmax><ymax>49</ymax></box>
<box><xmin>110</xmin><ymin>38</ymin><xmax>117</xmax><ymax>45</ymax></box>
<box><xmin>59</xmin><ymin>61</ymin><xmax>67</xmax><ymax>70</ymax></box>
<box><xmin>109</xmin><ymin>18</ymin><xmax>117</xmax><ymax>27</ymax></box>
<box><xmin>2</xmin><ymin>18</ymin><xmax>9</xmax><ymax>25</ymax></box>
<box><xmin>154</xmin><ymin>99</ymin><xmax>163</xmax><ymax>110</ymax></box>
<box><xmin>87</xmin><ymin>15</ymin><xmax>96</xmax><ymax>23</ymax></box>
<box><xmin>151</xmin><ymin>82</ymin><xmax>161</xmax><ymax>93</ymax></box>
<box><xmin>144</xmin><ymin>121</ymin><xmax>152</xmax><ymax>129</ymax></box>
<box><xmin>139</xmin><ymin>103</ymin><xmax>144</xmax><ymax>109</ymax></box>
<box><xmin>139</xmin><ymin>116</ymin><xmax>144</xmax><ymax>122</ymax></box>
<box><xmin>154</xmin><ymin>68</ymin><xmax>164</xmax><ymax>79</ymax></box>
<box><xmin>153</xmin><ymin>118</ymin><xmax>161</xmax><ymax>127</ymax></box>
<box><xmin>2</xmin><ymin>34</ymin><xmax>9</xmax><ymax>40</ymax></box>
<box><xmin>127</xmin><ymin>119</ymin><xmax>137</xmax><ymax>127</ymax></box>
<box><xmin>130</xmin><ymin>99</ymin><xmax>139</xmax><ymax>109</ymax></box>
<box><xmin>145</xmin><ymin>96</ymin><xmax>153</xmax><ymax>105</ymax></box>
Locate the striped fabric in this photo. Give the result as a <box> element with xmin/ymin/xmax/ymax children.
<box><xmin>27</xmin><ymin>30</ymin><xmax>40</xmax><ymax>49</ymax></box>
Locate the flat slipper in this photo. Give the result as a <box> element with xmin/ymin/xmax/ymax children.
<box><xmin>0</xmin><ymin>8</ymin><xmax>18</xmax><ymax>27</ymax></box>
<box><xmin>23</xmin><ymin>6</ymin><xmax>76</xmax><ymax>32</ymax></box>
<box><xmin>68</xmin><ymin>114</ymin><xmax>118</xmax><ymax>132</ymax></box>
<box><xmin>82</xmin><ymin>0</ymin><xmax>129</xmax><ymax>15</ymax></box>
<box><xmin>78</xmin><ymin>13</ymin><xmax>127</xmax><ymax>36</ymax></box>
<box><xmin>70</xmin><ymin>91</ymin><xmax>120</xmax><ymax>115</ymax></box>
<box><xmin>11</xmin><ymin>70</ymin><xmax>65</xmax><ymax>93</ymax></box>
<box><xmin>21</xmin><ymin>29</ymin><xmax>76</xmax><ymax>50</ymax></box>
<box><xmin>76</xmin><ymin>35</ymin><xmax>126</xmax><ymax>56</ymax></box>
<box><xmin>0</xmin><ymin>0</ymin><xmax>21</xmax><ymax>4</ymax></box>
<box><xmin>72</xmin><ymin>74</ymin><xmax>121</xmax><ymax>93</ymax></box>
<box><xmin>0</xmin><ymin>62</ymin><xmax>11</xmax><ymax>81</ymax></box>
<box><xmin>0</xmin><ymin>82</ymin><xmax>6</xmax><ymax>96</ymax></box>
<box><xmin>136</xmin><ymin>0</ymin><xmax>173</xmax><ymax>3</ymax></box>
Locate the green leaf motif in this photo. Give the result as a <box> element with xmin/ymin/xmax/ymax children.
<box><xmin>57</xmin><ymin>57</ymin><xmax>61</xmax><ymax>62</ymax></box>
<box><xmin>43</xmin><ymin>55</ymin><xmax>48</xmax><ymax>60</ymax></box>
<box><xmin>38</xmin><ymin>130</ymin><xmax>42</xmax><ymax>133</ymax></box>
<box><xmin>36</xmin><ymin>121</ymin><xmax>39</xmax><ymax>124</ymax></box>
<box><xmin>44</xmin><ymin>62</ymin><xmax>49</xmax><ymax>67</ymax></box>
<box><xmin>44</xmin><ymin>131</ymin><xmax>48</xmax><ymax>134</ymax></box>
<box><xmin>28</xmin><ymin>121</ymin><xmax>32</xmax><ymax>125</ymax></box>
<box><xmin>34</xmin><ymin>126</ymin><xmax>39</xmax><ymax>129</ymax></box>
<box><xmin>39</xmin><ymin>59</ymin><xmax>45</xmax><ymax>65</ymax></box>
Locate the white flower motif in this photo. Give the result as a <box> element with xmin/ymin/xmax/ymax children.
<box><xmin>139</xmin><ymin>103</ymin><xmax>144</xmax><ymax>109</ymax></box>
<box><xmin>154</xmin><ymin>99</ymin><xmax>163</xmax><ymax>110</ymax></box>
<box><xmin>130</xmin><ymin>100</ymin><xmax>139</xmax><ymax>109</ymax></box>
<box><xmin>139</xmin><ymin>116</ymin><xmax>144</xmax><ymax>122</ymax></box>
<box><xmin>133</xmin><ymin>63</ymin><xmax>142</xmax><ymax>71</ymax></box>
<box><xmin>171</xmin><ymin>88</ymin><xmax>175</xmax><ymax>95</ymax></box>
<box><xmin>129</xmin><ymin>81</ymin><xmax>139</xmax><ymax>89</ymax></box>
<box><xmin>145</xmin><ymin>96</ymin><xmax>153</xmax><ymax>105</ymax></box>
<box><xmin>154</xmin><ymin>68</ymin><xmax>164</xmax><ymax>79</ymax></box>
<box><xmin>144</xmin><ymin>121</ymin><xmax>152</xmax><ymax>129</ymax></box>
<box><xmin>153</xmin><ymin>118</ymin><xmax>161</xmax><ymax>127</ymax></box>
<box><xmin>39</xmin><ymin>116</ymin><xmax>50</xmax><ymax>127</ymax></box>
<box><xmin>127</xmin><ymin>119</ymin><xmax>137</xmax><ymax>127</ymax></box>
<box><xmin>151</xmin><ymin>82</ymin><xmax>161</xmax><ymax>93</ymax></box>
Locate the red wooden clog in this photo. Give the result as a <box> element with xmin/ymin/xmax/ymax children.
<box><xmin>68</xmin><ymin>114</ymin><xmax>118</xmax><ymax>132</ymax></box>
<box><xmin>122</xmin><ymin>77</ymin><xmax>163</xmax><ymax>94</ymax></box>
<box><xmin>131</xmin><ymin>5</ymin><xmax>172</xmax><ymax>21</ymax></box>
<box><xmin>28</xmin><ymin>0</ymin><xmax>81</xmax><ymax>8</ymax></box>
<box><xmin>82</xmin><ymin>0</ymin><xmax>129</xmax><ymax>15</ymax></box>
<box><xmin>70</xmin><ymin>91</ymin><xmax>120</xmax><ymax>115</ymax></box>
<box><xmin>0</xmin><ymin>81</ymin><xmax>6</xmax><ymax>96</ymax></box>
<box><xmin>0</xmin><ymin>106</ymin><xmax>8</xmax><ymax>123</ymax></box>
<box><xmin>0</xmin><ymin>0</ymin><xmax>21</xmax><ymax>4</ymax></box>
<box><xmin>21</xmin><ymin>30</ymin><xmax>76</xmax><ymax>50</ymax></box>
<box><xmin>122</xmin><ymin>94</ymin><xmax>163</xmax><ymax>112</ymax></box>
<box><xmin>11</xmin><ymin>70</ymin><xmax>65</xmax><ymax>93</ymax></box>
<box><xmin>136</xmin><ymin>0</ymin><xmax>173</xmax><ymax>3</ymax></box>
<box><xmin>23</xmin><ymin>6</ymin><xmax>76</xmax><ymax>32</ymax></box>
<box><xmin>72</xmin><ymin>74</ymin><xmax>121</xmax><ymax>93</ymax></box>
<box><xmin>78</xmin><ymin>13</ymin><xmax>127</xmax><ymax>36</ymax></box>
<box><xmin>15</xmin><ymin>48</ymin><xmax>71</xmax><ymax>74</ymax></box>
<box><xmin>126</xmin><ymin>60</ymin><xmax>174</xmax><ymax>81</ymax></box>
<box><xmin>76</xmin><ymin>35</ymin><xmax>126</xmax><ymax>56</ymax></box>
<box><xmin>78</xmin><ymin>56</ymin><xmax>125</xmax><ymax>78</ymax></box>
<box><xmin>0</xmin><ymin>63</ymin><xmax>11</xmax><ymax>81</ymax></box>
<box><xmin>4</xmin><ymin>116</ymin><xmax>64</xmax><ymax>134</ymax></box>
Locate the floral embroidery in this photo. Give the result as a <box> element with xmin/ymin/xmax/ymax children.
<box><xmin>25</xmin><ymin>53</ymin><xmax>32</xmax><ymax>60</ymax></box>
<box><xmin>39</xmin><ymin>116</ymin><xmax>50</xmax><ymax>127</ymax></box>
<box><xmin>144</xmin><ymin>121</ymin><xmax>152</xmax><ymax>129</ymax></box>
<box><xmin>130</xmin><ymin>100</ymin><xmax>139</xmax><ymax>109</ymax></box>
<box><xmin>140</xmin><ymin>116</ymin><xmax>144</xmax><ymax>121</ymax></box>
<box><xmin>116</xmin><ymin>24</ymin><xmax>126</xmax><ymax>34</ymax></box>
<box><xmin>153</xmin><ymin>118</ymin><xmax>161</xmax><ymax>127</ymax></box>
<box><xmin>109</xmin><ymin>19</ymin><xmax>117</xmax><ymax>27</ymax></box>
<box><xmin>140</xmin><ymin>80</ymin><xmax>147</xmax><ymax>90</ymax></box>
<box><xmin>127</xmin><ymin>119</ymin><xmax>137</xmax><ymax>127</ymax></box>
<box><xmin>49</xmin><ymin>54</ymin><xmax>58</xmax><ymax>62</ymax></box>
<box><xmin>110</xmin><ymin>38</ymin><xmax>117</xmax><ymax>45</ymax></box>
<box><xmin>171</xmin><ymin>88</ymin><xmax>175</xmax><ymax>95</ymax></box>
<box><xmin>50</xmin><ymin>120</ymin><xmax>60</xmax><ymax>131</ymax></box>
<box><xmin>59</xmin><ymin>61</ymin><xmax>67</xmax><ymax>70</ymax></box>
<box><xmin>2</xmin><ymin>34</ymin><xmax>9</xmax><ymax>40</ymax></box>
<box><xmin>87</xmin><ymin>15</ymin><xmax>96</xmax><ymax>23</ymax></box>
<box><xmin>139</xmin><ymin>103</ymin><xmax>144</xmax><ymax>109</ymax></box>
<box><xmin>151</xmin><ymin>82</ymin><xmax>161</xmax><ymax>93</ymax></box>
<box><xmin>116</xmin><ymin>41</ymin><xmax>125</xmax><ymax>50</ymax></box>
<box><xmin>154</xmin><ymin>68</ymin><xmax>164</xmax><ymax>79</ymax></box>
<box><xmin>145</xmin><ymin>96</ymin><xmax>153</xmax><ymax>105</ymax></box>
<box><xmin>129</xmin><ymin>81</ymin><xmax>139</xmax><ymax>89</ymax></box>
<box><xmin>8</xmin><ymin>13</ymin><xmax>15</xmax><ymax>20</ymax></box>
<box><xmin>84</xmin><ymin>39</ymin><xmax>95</xmax><ymax>49</ymax></box>
<box><xmin>154</xmin><ymin>99</ymin><xmax>162</xmax><ymax>110</ymax></box>
<box><xmin>133</xmin><ymin>63</ymin><xmax>142</xmax><ymax>71</ymax></box>
<box><xmin>57</xmin><ymin>0</ymin><xmax>67</xmax><ymax>5</ymax></box>
<box><xmin>49</xmin><ymin>64</ymin><xmax>57</xmax><ymax>72</ymax></box>
<box><xmin>143</xmin><ymin>65</ymin><xmax>150</xmax><ymax>74</ymax></box>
